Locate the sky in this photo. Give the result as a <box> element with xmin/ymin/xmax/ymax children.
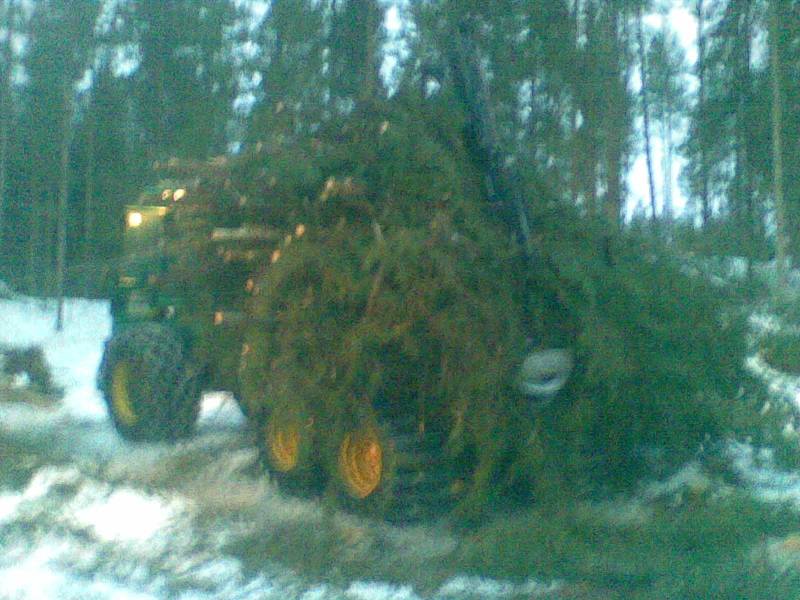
<box><xmin>627</xmin><ymin>4</ymin><xmax>698</xmax><ymax>221</ymax></box>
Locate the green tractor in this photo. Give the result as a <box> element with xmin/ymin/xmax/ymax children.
<box><xmin>96</xmin><ymin>96</ymin><xmax>752</xmax><ymax>524</ymax></box>
<box><xmin>99</xmin><ymin>181</ymin><xmax>277</xmax><ymax>442</ymax></box>
<box><xmin>97</xmin><ymin>124</ymin><xmax>575</xmax><ymax>523</ymax></box>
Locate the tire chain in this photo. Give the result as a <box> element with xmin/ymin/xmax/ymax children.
<box><xmin>99</xmin><ymin>323</ymin><xmax>201</xmax><ymax>442</ymax></box>
<box><xmin>383</xmin><ymin>415</ymin><xmax>463</xmax><ymax>524</ymax></box>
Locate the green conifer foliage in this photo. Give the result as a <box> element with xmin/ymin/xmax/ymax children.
<box><xmin>233</xmin><ymin>101</ymin><xmax>534</xmax><ymax>518</ymax></box>
<box><xmin>202</xmin><ymin>98</ymin><xmax>768</xmax><ymax>519</ymax></box>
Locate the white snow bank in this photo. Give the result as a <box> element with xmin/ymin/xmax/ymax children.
<box><xmin>345</xmin><ymin>582</ymin><xmax>418</xmax><ymax>600</ymax></box>
<box><xmin>0</xmin><ymin>535</ymin><xmax>160</xmax><ymax>600</ymax></box>
<box><xmin>0</xmin><ymin>297</ymin><xmax>245</xmax><ymax>427</ymax></box>
<box><xmin>729</xmin><ymin>442</ymin><xmax>800</xmax><ymax>507</ymax></box>
<box><xmin>69</xmin><ymin>486</ymin><xmax>183</xmax><ymax>545</ymax></box>
<box><xmin>436</xmin><ymin>576</ymin><xmax>561</xmax><ymax>598</ymax></box>
<box><xmin>0</xmin><ymin>298</ymin><xmax>560</xmax><ymax>599</ymax></box>
<box><xmin>0</xmin><ymin>297</ymin><xmax>111</xmax><ymax>420</ymax></box>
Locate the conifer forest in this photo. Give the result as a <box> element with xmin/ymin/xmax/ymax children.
<box><xmin>6</xmin><ymin>1</ymin><xmax>800</xmax><ymax>597</ymax></box>
<box><xmin>1</xmin><ymin>0</ymin><xmax>798</xmax><ymax>294</ymax></box>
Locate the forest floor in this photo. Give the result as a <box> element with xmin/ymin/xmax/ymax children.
<box><xmin>2</xmin><ymin>274</ymin><xmax>800</xmax><ymax>598</ymax></box>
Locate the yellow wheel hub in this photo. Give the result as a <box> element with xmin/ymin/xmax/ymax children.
<box><xmin>111</xmin><ymin>362</ymin><xmax>139</xmax><ymax>427</ymax></box>
<box><xmin>339</xmin><ymin>430</ymin><xmax>383</xmax><ymax>499</ymax></box>
<box><xmin>267</xmin><ymin>423</ymin><xmax>300</xmax><ymax>472</ymax></box>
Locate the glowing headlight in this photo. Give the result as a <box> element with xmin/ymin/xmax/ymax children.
<box><xmin>173</xmin><ymin>188</ymin><xmax>187</xmax><ymax>201</ymax></box>
<box><xmin>127</xmin><ymin>211</ymin><xmax>144</xmax><ymax>228</ymax></box>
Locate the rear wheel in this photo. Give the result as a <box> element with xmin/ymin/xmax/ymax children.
<box><xmin>338</xmin><ymin>427</ymin><xmax>385</xmax><ymax>500</ymax></box>
<box><xmin>98</xmin><ymin>323</ymin><xmax>201</xmax><ymax>441</ymax></box>
<box><xmin>332</xmin><ymin>415</ymin><xmax>468</xmax><ymax>524</ymax></box>
<box><xmin>258</xmin><ymin>413</ymin><xmax>325</xmax><ymax>496</ymax></box>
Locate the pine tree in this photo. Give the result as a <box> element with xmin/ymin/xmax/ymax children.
<box><xmin>327</xmin><ymin>0</ymin><xmax>385</xmax><ymax>105</ymax></box>
<box><xmin>694</xmin><ymin>0</ymin><xmax>711</xmax><ymax>226</ymax></box>
<box><xmin>22</xmin><ymin>0</ymin><xmax>97</xmax><ymax>305</ymax></box>
<box><xmin>130</xmin><ymin>0</ymin><xmax>236</xmax><ymax>160</ymax></box>
<box><xmin>682</xmin><ymin>0</ymin><xmax>768</xmax><ymax>258</ymax></box>
<box><xmin>0</xmin><ymin>0</ymin><xmax>14</xmax><ymax>268</ymax></box>
<box><xmin>647</xmin><ymin>26</ymin><xmax>688</xmax><ymax>222</ymax></box>
<box><xmin>770</xmin><ymin>0</ymin><xmax>790</xmax><ymax>277</ymax></box>
<box><xmin>637</xmin><ymin>4</ymin><xmax>658</xmax><ymax>222</ymax></box>
<box><xmin>246</xmin><ymin>0</ymin><xmax>327</xmax><ymax>140</ymax></box>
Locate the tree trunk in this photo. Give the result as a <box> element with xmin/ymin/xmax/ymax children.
<box><xmin>663</xmin><ymin>109</ymin><xmax>674</xmax><ymax>221</ymax></box>
<box><xmin>0</xmin><ymin>0</ymin><xmax>13</xmax><ymax>264</ymax></box>
<box><xmin>733</xmin><ymin>4</ymin><xmax>755</xmax><ymax>278</ymax></box>
<box><xmin>770</xmin><ymin>0</ymin><xmax>789</xmax><ymax>278</ymax></box>
<box><xmin>360</xmin><ymin>0</ymin><xmax>380</xmax><ymax>103</ymax></box>
<box><xmin>82</xmin><ymin>110</ymin><xmax>96</xmax><ymax>296</ymax></box>
<box><xmin>569</xmin><ymin>0</ymin><xmax>581</xmax><ymax>206</ymax></box>
<box><xmin>636</xmin><ymin>7</ymin><xmax>658</xmax><ymax>222</ymax></box>
<box><xmin>26</xmin><ymin>186</ymin><xmax>38</xmax><ymax>295</ymax></box>
<box><xmin>56</xmin><ymin>82</ymin><xmax>73</xmax><ymax>331</ymax></box>
<box><xmin>581</xmin><ymin>0</ymin><xmax>598</xmax><ymax>215</ymax></box>
<box><xmin>602</xmin><ymin>8</ymin><xmax>624</xmax><ymax>228</ymax></box>
<box><xmin>695</xmin><ymin>0</ymin><xmax>710</xmax><ymax>227</ymax></box>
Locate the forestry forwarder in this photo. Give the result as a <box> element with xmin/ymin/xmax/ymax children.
<box><xmin>98</xmin><ymin>23</ymin><xmax>585</xmax><ymax>524</ymax></box>
<box><xmin>98</xmin><ymin>146</ymin><xmax>574</xmax><ymax>524</ymax></box>
<box><xmin>99</xmin><ymin>17</ymin><xmax>770</xmax><ymax>526</ymax></box>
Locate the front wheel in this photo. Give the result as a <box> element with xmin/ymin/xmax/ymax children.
<box><xmin>98</xmin><ymin>323</ymin><xmax>201</xmax><ymax>441</ymax></box>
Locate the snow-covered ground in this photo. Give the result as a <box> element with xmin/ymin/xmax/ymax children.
<box><xmin>0</xmin><ymin>297</ymin><xmax>557</xmax><ymax>600</ymax></box>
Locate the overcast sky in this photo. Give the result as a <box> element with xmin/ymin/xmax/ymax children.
<box><xmin>628</xmin><ymin>4</ymin><xmax>698</xmax><ymax>221</ymax></box>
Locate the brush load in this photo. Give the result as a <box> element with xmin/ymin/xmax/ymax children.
<box><xmin>100</xmin><ymin>99</ymin><xmax>772</xmax><ymax>523</ymax></box>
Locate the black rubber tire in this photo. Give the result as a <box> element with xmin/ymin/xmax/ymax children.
<box><xmin>332</xmin><ymin>415</ymin><xmax>468</xmax><ymax>524</ymax></box>
<box><xmin>98</xmin><ymin>323</ymin><xmax>201</xmax><ymax>442</ymax></box>
<box><xmin>255</xmin><ymin>411</ymin><xmax>326</xmax><ymax>498</ymax></box>
<box><xmin>384</xmin><ymin>416</ymin><xmax>469</xmax><ymax>524</ymax></box>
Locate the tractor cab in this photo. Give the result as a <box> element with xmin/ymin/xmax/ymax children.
<box><xmin>111</xmin><ymin>185</ymin><xmax>189</xmax><ymax>326</ymax></box>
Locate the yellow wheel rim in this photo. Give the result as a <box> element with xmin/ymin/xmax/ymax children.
<box><xmin>267</xmin><ymin>422</ymin><xmax>300</xmax><ymax>472</ymax></box>
<box><xmin>111</xmin><ymin>362</ymin><xmax>139</xmax><ymax>426</ymax></box>
<box><xmin>338</xmin><ymin>430</ymin><xmax>383</xmax><ymax>499</ymax></box>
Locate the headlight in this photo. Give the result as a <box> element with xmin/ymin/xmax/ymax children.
<box><xmin>127</xmin><ymin>211</ymin><xmax>143</xmax><ymax>228</ymax></box>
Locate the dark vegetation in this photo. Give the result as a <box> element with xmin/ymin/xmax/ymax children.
<box><xmin>171</xmin><ymin>91</ymin><xmax>786</xmax><ymax>523</ymax></box>
<box><xmin>760</xmin><ymin>330</ymin><xmax>800</xmax><ymax>374</ymax></box>
<box><xmin>3</xmin><ymin>0</ymin><xmax>800</xmax><ymax>594</ymax></box>
<box><xmin>0</xmin><ymin>346</ymin><xmax>58</xmax><ymax>396</ymax></box>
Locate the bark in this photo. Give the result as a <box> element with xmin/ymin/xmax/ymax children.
<box><xmin>569</xmin><ymin>0</ymin><xmax>581</xmax><ymax>206</ymax></box>
<box><xmin>695</xmin><ymin>0</ymin><xmax>710</xmax><ymax>226</ymax></box>
<box><xmin>636</xmin><ymin>7</ymin><xmax>658</xmax><ymax>222</ymax></box>
<box><xmin>770</xmin><ymin>0</ymin><xmax>789</xmax><ymax>277</ymax></box>
<box><xmin>657</xmin><ymin>24</ymin><xmax>677</xmax><ymax>223</ymax></box>
<box><xmin>83</xmin><ymin>110</ymin><xmax>95</xmax><ymax>296</ymax></box>
<box><xmin>26</xmin><ymin>185</ymin><xmax>38</xmax><ymax>294</ymax></box>
<box><xmin>663</xmin><ymin>109</ymin><xmax>674</xmax><ymax>221</ymax></box>
<box><xmin>602</xmin><ymin>8</ymin><xmax>624</xmax><ymax>228</ymax></box>
<box><xmin>582</xmin><ymin>0</ymin><xmax>598</xmax><ymax>216</ymax></box>
<box><xmin>0</xmin><ymin>0</ymin><xmax>13</xmax><ymax>260</ymax></box>
<box><xmin>358</xmin><ymin>0</ymin><xmax>381</xmax><ymax>104</ymax></box>
<box><xmin>733</xmin><ymin>4</ymin><xmax>755</xmax><ymax>275</ymax></box>
<box><xmin>56</xmin><ymin>82</ymin><xmax>74</xmax><ymax>331</ymax></box>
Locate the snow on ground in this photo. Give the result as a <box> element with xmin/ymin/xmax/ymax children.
<box><xmin>0</xmin><ymin>296</ymin><xmax>245</xmax><ymax>427</ymax></box>
<box><xmin>0</xmin><ymin>297</ymin><xmax>555</xmax><ymax>599</ymax></box>
<box><xmin>8</xmin><ymin>289</ymin><xmax>800</xmax><ymax>598</ymax></box>
<box><xmin>0</xmin><ymin>297</ymin><xmax>110</xmax><ymax>420</ymax></box>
